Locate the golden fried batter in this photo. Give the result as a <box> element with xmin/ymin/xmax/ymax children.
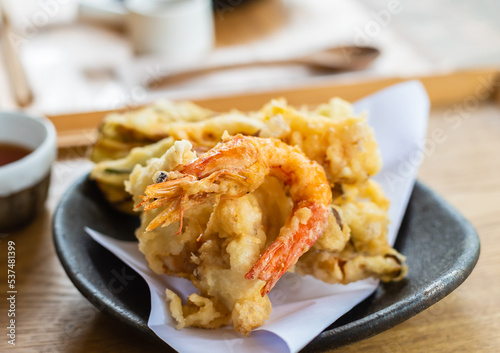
<box><xmin>91</xmin><ymin>98</ymin><xmax>381</xmax><ymax>212</ymax></box>
<box><xmin>90</xmin><ymin>97</ymin><xmax>407</xmax><ymax>335</ymax></box>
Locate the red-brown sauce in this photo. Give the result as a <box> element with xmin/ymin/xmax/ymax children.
<box><xmin>0</xmin><ymin>143</ymin><xmax>33</xmax><ymax>167</ymax></box>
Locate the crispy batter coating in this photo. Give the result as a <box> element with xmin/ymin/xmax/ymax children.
<box><xmin>136</xmin><ymin>135</ymin><xmax>332</xmax><ymax>295</ymax></box>
<box><xmin>296</xmin><ymin>181</ymin><xmax>406</xmax><ymax>284</ymax></box>
<box><xmin>126</xmin><ymin>143</ymin><xmax>272</xmax><ymax>334</ymax></box>
<box><xmin>91</xmin><ymin>98</ymin><xmax>381</xmax><ymax>212</ymax></box>
<box><xmin>91</xmin><ymin>100</ymin><xmax>214</xmax><ymax>162</ymax></box>
<box><xmin>91</xmin><ymin>97</ymin><xmax>407</xmax><ymax>335</ymax></box>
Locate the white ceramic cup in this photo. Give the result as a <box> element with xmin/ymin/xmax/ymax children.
<box><xmin>79</xmin><ymin>0</ymin><xmax>214</xmax><ymax>58</ymax></box>
<box><xmin>126</xmin><ymin>0</ymin><xmax>214</xmax><ymax>58</ymax></box>
<box><xmin>0</xmin><ymin>112</ymin><xmax>57</xmax><ymax>231</ymax></box>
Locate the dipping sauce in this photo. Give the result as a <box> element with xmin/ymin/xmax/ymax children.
<box><xmin>0</xmin><ymin>142</ymin><xmax>33</xmax><ymax>167</ymax></box>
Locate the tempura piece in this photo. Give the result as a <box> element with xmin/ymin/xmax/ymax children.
<box><xmin>126</xmin><ymin>140</ymin><xmax>273</xmax><ymax>334</ymax></box>
<box><xmin>91</xmin><ymin>100</ymin><xmax>214</xmax><ymax>162</ymax></box>
<box><xmin>295</xmin><ymin>181</ymin><xmax>406</xmax><ymax>284</ymax></box>
<box><xmin>136</xmin><ymin>134</ymin><xmax>332</xmax><ymax>295</ymax></box>
<box><xmin>91</xmin><ymin>138</ymin><xmax>176</xmax><ymax>213</ymax></box>
<box><xmin>259</xmin><ymin>98</ymin><xmax>382</xmax><ymax>184</ymax></box>
<box><xmin>100</xmin><ymin>97</ymin><xmax>408</xmax><ymax>335</ymax></box>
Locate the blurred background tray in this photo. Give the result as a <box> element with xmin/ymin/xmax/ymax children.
<box><xmin>46</xmin><ymin>68</ymin><xmax>500</xmax><ymax>148</ymax></box>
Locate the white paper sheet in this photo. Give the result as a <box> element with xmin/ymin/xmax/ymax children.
<box><xmin>86</xmin><ymin>81</ymin><xmax>429</xmax><ymax>353</ymax></box>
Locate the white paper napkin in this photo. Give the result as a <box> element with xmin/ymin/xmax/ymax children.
<box><xmin>86</xmin><ymin>81</ymin><xmax>429</xmax><ymax>353</ymax></box>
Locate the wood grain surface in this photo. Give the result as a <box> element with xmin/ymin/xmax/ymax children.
<box><xmin>46</xmin><ymin>68</ymin><xmax>500</xmax><ymax>148</ymax></box>
<box><xmin>1</xmin><ymin>96</ymin><xmax>499</xmax><ymax>352</ymax></box>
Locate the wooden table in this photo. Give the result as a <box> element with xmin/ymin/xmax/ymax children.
<box><xmin>1</xmin><ymin>74</ymin><xmax>500</xmax><ymax>352</ymax></box>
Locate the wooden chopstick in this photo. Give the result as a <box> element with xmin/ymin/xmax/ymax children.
<box><xmin>0</xmin><ymin>5</ymin><xmax>33</xmax><ymax>107</ymax></box>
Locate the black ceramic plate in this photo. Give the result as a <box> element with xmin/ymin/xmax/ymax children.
<box><xmin>53</xmin><ymin>175</ymin><xmax>480</xmax><ymax>352</ymax></box>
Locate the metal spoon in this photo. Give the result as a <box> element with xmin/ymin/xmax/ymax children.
<box><xmin>148</xmin><ymin>45</ymin><xmax>380</xmax><ymax>89</ymax></box>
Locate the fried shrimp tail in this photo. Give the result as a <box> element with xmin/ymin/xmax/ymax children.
<box><xmin>138</xmin><ymin>135</ymin><xmax>332</xmax><ymax>295</ymax></box>
<box><xmin>244</xmin><ymin>200</ymin><xmax>329</xmax><ymax>294</ymax></box>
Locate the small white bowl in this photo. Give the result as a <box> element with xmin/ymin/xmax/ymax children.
<box><xmin>0</xmin><ymin>111</ymin><xmax>57</xmax><ymax>231</ymax></box>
